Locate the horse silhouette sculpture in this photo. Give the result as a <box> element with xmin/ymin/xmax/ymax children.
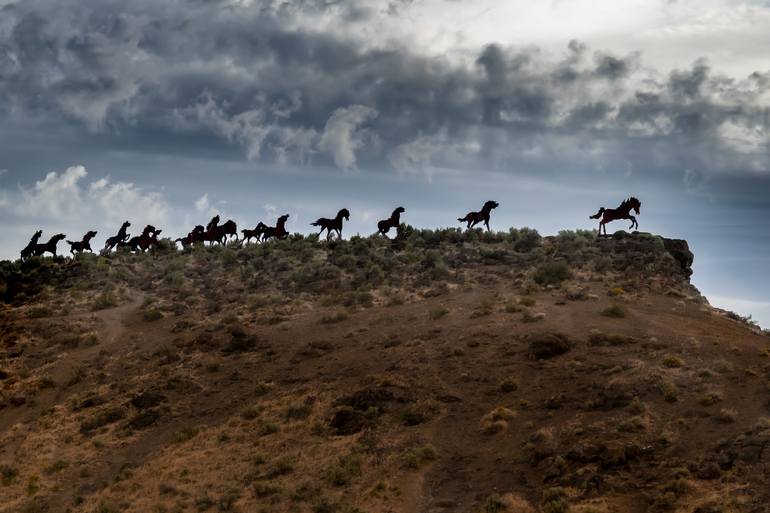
<box><xmin>241</xmin><ymin>222</ymin><xmax>268</xmax><ymax>244</ymax></box>
<box><xmin>458</xmin><ymin>200</ymin><xmax>499</xmax><ymax>231</ymax></box>
<box><xmin>262</xmin><ymin>214</ymin><xmax>290</xmax><ymax>241</ymax></box>
<box><xmin>103</xmin><ymin>221</ymin><xmax>131</xmax><ymax>253</ymax></box>
<box><xmin>121</xmin><ymin>225</ymin><xmax>157</xmax><ymax>252</ymax></box>
<box><xmin>311</xmin><ymin>208</ymin><xmax>349</xmax><ymax>240</ymax></box>
<box><xmin>176</xmin><ymin>225</ymin><xmax>205</xmax><ymax>248</ymax></box>
<box><xmin>590</xmin><ymin>197</ymin><xmax>641</xmax><ymax>236</ymax></box>
<box><xmin>377</xmin><ymin>207</ymin><xmax>405</xmax><ymax>237</ymax></box>
<box><xmin>20</xmin><ymin>230</ymin><xmax>43</xmax><ymax>260</ymax></box>
<box><xmin>67</xmin><ymin>231</ymin><xmax>98</xmax><ymax>255</ymax></box>
<box><xmin>32</xmin><ymin>234</ymin><xmax>66</xmax><ymax>257</ymax></box>
<box><xmin>203</xmin><ymin>216</ymin><xmax>237</xmax><ymax>245</ymax></box>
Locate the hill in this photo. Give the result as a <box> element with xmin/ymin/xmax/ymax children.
<box><xmin>1</xmin><ymin>228</ymin><xmax>769</xmax><ymax>513</ymax></box>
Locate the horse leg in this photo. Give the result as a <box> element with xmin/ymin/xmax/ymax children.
<box><xmin>628</xmin><ymin>215</ymin><xmax>636</xmax><ymax>230</ymax></box>
<box><xmin>485</xmin><ymin>219</ymin><xmax>490</xmax><ymax>231</ymax></box>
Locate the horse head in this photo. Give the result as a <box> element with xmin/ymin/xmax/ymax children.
<box><xmin>143</xmin><ymin>224</ymin><xmax>157</xmax><ymax>236</ymax></box>
<box><xmin>207</xmin><ymin>215</ymin><xmax>220</xmax><ymax>230</ymax></box>
<box><xmin>51</xmin><ymin>234</ymin><xmax>66</xmax><ymax>244</ymax></box>
<box><xmin>277</xmin><ymin>214</ymin><xmax>290</xmax><ymax>225</ymax></box>
<box><xmin>338</xmin><ymin>208</ymin><xmax>350</xmax><ymax>221</ymax></box>
<box><xmin>629</xmin><ymin>197</ymin><xmax>641</xmax><ymax>215</ymax></box>
<box><xmin>85</xmin><ymin>230</ymin><xmax>98</xmax><ymax>240</ymax></box>
<box><xmin>31</xmin><ymin>230</ymin><xmax>43</xmax><ymax>242</ymax></box>
<box><xmin>393</xmin><ymin>207</ymin><xmax>406</xmax><ymax>216</ymax></box>
<box><xmin>121</xmin><ymin>221</ymin><xmax>131</xmax><ymax>230</ymax></box>
<box><xmin>256</xmin><ymin>222</ymin><xmax>268</xmax><ymax>231</ymax></box>
<box><xmin>484</xmin><ymin>200</ymin><xmax>499</xmax><ymax>211</ymax></box>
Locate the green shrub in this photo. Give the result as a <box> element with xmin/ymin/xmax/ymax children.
<box><xmin>601</xmin><ymin>304</ymin><xmax>627</xmax><ymax>318</ymax></box>
<box><xmin>533</xmin><ymin>262</ymin><xmax>573</xmax><ymax>286</ymax></box>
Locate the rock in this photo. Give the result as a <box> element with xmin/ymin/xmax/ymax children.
<box><xmin>329</xmin><ymin>406</ymin><xmax>366</xmax><ymax>435</ymax></box>
<box><xmin>526</xmin><ymin>333</ymin><xmax>572</xmax><ymax>360</ymax></box>
<box><xmin>131</xmin><ymin>391</ymin><xmax>166</xmax><ymax>410</ymax></box>
<box><xmin>9</xmin><ymin>395</ymin><xmax>26</xmax><ymax>407</ymax></box>
<box><xmin>125</xmin><ymin>409</ymin><xmax>161</xmax><ymax>430</ymax></box>
<box><xmin>662</xmin><ymin>238</ymin><xmax>694</xmax><ymax>278</ymax></box>
<box><xmin>76</xmin><ymin>396</ymin><xmax>106</xmax><ymax>410</ymax></box>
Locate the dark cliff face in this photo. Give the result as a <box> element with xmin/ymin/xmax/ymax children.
<box><xmin>590</xmin><ymin>231</ymin><xmax>695</xmax><ymax>281</ymax></box>
<box><xmin>662</xmin><ymin>238</ymin><xmax>695</xmax><ymax>278</ymax></box>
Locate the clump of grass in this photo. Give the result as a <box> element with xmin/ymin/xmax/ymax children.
<box><xmin>663</xmin><ymin>355</ymin><xmax>685</xmax><ymax>368</ymax></box>
<box><xmin>541</xmin><ymin>487</ymin><xmax>569</xmax><ymax>513</ymax></box>
<box><xmin>661</xmin><ymin>381</ymin><xmax>679</xmax><ymax>402</ymax></box>
<box><xmin>429</xmin><ymin>307</ymin><xmax>449</xmax><ymax>320</ymax></box>
<box><xmin>326</xmin><ymin>451</ymin><xmax>362</xmax><ymax>486</ymax></box>
<box><xmin>79</xmin><ymin>407</ymin><xmax>126</xmax><ymax>435</ymax></box>
<box><xmin>403</xmin><ymin>444</ymin><xmax>438</xmax><ymax>469</ymax></box>
<box><xmin>265</xmin><ymin>458</ymin><xmax>294</xmax><ymax>479</ymax></box>
<box><xmin>285</xmin><ymin>404</ymin><xmax>312</xmax><ymax>420</ymax></box>
<box><xmin>601</xmin><ymin>304</ymin><xmax>627</xmax><ymax>318</ymax></box>
<box><xmin>173</xmin><ymin>427</ymin><xmax>199</xmax><ymax>443</ymax></box>
<box><xmin>241</xmin><ymin>406</ymin><xmax>261</xmax><ymax>420</ymax></box>
<box><xmin>715</xmin><ymin>408</ymin><xmax>737</xmax><ymax>423</ymax></box>
<box><xmin>1</xmin><ymin>465</ymin><xmax>19</xmax><ymax>486</ymax></box>
<box><xmin>618</xmin><ymin>415</ymin><xmax>647</xmax><ymax>433</ymax></box>
<box><xmin>499</xmin><ymin>379</ymin><xmax>518</xmax><ymax>393</ymax></box>
<box><xmin>480</xmin><ymin>407</ymin><xmax>516</xmax><ymax>435</ymax></box>
<box><xmin>519</xmin><ymin>296</ymin><xmax>536</xmax><ymax>307</ymax></box>
<box><xmin>609</xmin><ymin>287</ymin><xmax>625</xmax><ymax>297</ymax></box>
<box><xmin>28</xmin><ymin>306</ymin><xmax>52</xmax><ymax>319</ymax></box>
<box><xmin>533</xmin><ymin>261</ymin><xmax>573</xmax><ymax>286</ymax></box>
<box><xmin>700</xmin><ymin>392</ymin><xmax>722</xmax><ymax>406</ymax></box>
<box><xmin>143</xmin><ymin>307</ymin><xmax>163</xmax><ymax>322</ymax></box>
<box><xmin>320</xmin><ymin>312</ymin><xmax>348</xmax><ymax>324</ymax></box>
<box><xmin>92</xmin><ymin>290</ymin><xmax>118</xmax><ymax>311</ymax></box>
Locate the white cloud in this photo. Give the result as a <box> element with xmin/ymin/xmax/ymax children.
<box><xmin>9</xmin><ymin>165</ymin><xmax>170</xmax><ymax>228</ymax></box>
<box><xmin>195</xmin><ymin>193</ymin><xmax>220</xmax><ymax>217</ymax></box>
<box><xmin>319</xmin><ymin>105</ymin><xmax>378</xmax><ymax>171</ymax></box>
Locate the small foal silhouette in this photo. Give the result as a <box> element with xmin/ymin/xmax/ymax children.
<box><xmin>241</xmin><ymin>222</ymin><xmax>268</xmax><ymax>244</ymax></box>
<box><xmin>311</xmin><ymin>208</ymin><xmax>349</xmax><ymax>240</ymax></box>
<box><xmin>103</xmin><ymin>221</ymin><xmax>131</xmax><ymax>253</ymax></box>
<box><xmin>20</xmin><ymin>230</ymin><xmax>43</xmax><ymax>260</ymax></box>
<box><xmin>377</xmin><ymin>207</ymin><xmax>405</xmax><ymax>237</ymax></box>
<box><xmin>262</xmin><ymin>214</ymin><xmax>290</xmax><ymax>241</ymax></box>
<box><xmin>458</xmin><ymin>200</ymin><xmax>499</xmax><ymax>231</ymax></box>
<box><xmin>67</xmin><ymin>230</ymin><xmax>98</xmax><ymax>255</ymax></box>
<box><xmin>590</xmin><ymin>197</ymin><xmax>642</xmax><ymax>236</ymax></box>
<box><xmin>32</xmin><ymin>234</ymin><xmax>66</xmax><ymax>257</ymax></box>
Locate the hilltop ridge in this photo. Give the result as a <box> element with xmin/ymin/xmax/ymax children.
<box><xmin>2</xmin><ymin>228</ymin><xmax>769</xmax><ymax>513</ymax></box>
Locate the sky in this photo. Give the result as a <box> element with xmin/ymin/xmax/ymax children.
<box><xmin>1</xmin><ymin>0</ymin><xmax>769</xmax><ymax>326</ymax></box>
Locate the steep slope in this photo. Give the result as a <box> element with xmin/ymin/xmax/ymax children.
<box><xmin>1</xmin><ymin>229</ymin><xmax>769</xmax><ymax>513</ymax></box>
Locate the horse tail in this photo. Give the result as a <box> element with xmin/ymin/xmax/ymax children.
<box><xmin>66</xmin><ymin>240</ymin><xmax>74</xmax><ymax>245</ymax></box>
<box><xmin>589</xmin><ymin>207</ymin><xmax>605</xmax><ymax>219</ymax></box>
<box><xmin>310</xmin><ymin>219</ymin><xmax>322</xmax><ymax>226</ymax></box>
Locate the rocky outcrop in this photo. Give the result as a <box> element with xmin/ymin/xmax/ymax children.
<box><xmin>662</xmin><ymin>238</ymin><xmax>695</xmax><ymax>278</ymax></box>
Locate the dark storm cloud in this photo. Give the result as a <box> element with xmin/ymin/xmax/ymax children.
<box><xmin>0</xmin><ymin>0</ymin><xmax>767</xmax><ymax>175</ymax></box>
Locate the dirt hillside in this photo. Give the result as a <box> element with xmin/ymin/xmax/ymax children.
<box><xmin>1</xmin><ymin>228</ymin><xmax>769</xmax><ymax>513</ymax></box>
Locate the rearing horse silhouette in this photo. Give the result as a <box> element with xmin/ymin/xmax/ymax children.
<box><xmin>458</xmin><ymin>200</ymin><xmax>499</xmax><ymax>231</ymax></box>
<box><xmin>311</xmin><ymin>208</ymin><xmax>349</xmax><ymax>240</ymax></box>
<box><xmin>590</xmin><ymin>197</ymin><xmax>641</xmax><ymax>236</ymax></box>
<box><xmin>20</xmin><ymin>230</ymin><xmax>43</xmax><ymax>260</ymax></box>
<box><xmin>103</xmin><ymin>221</ymin><xmax>131</xmax><ymax>253</ymax></box>
<box><xmin>377</xmin><ymin>207</ymin><xmax>405</xmax><ymax>237</ymax></box>
<box><xmin>262</xmin><ymin>214</ymin><xmax>290</xmax><ymax>241</ymax></box>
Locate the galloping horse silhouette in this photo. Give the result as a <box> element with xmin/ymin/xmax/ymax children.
<box><xmin>311</xmin><ymin>208</ymin><xmax>349</xmax><ymax>240</ymax></box>
<box><xmin>176</xmin><ymin>225</ymin><xmax>205</xmax><ymax>248</ymax></box>
<box><xmin>590</xmin><ymin>197</ymin><xmax>641</xmax><ymax>236</ymax></box>
<box><xmin>121</xmin><ymin>225</ymin><xmax>157</xmax><ymax>252</ymax></box>
<box><xmin>67</xmin><ymin>231</ymin><xmax>98</xmax><ymax>255</ymax></box>
<box><xmin>203</xmin><ymin>216</ymin><xmax>237</xmax><ymax>245</ymax></box>
<box><xmin>377</xmin><ymin>207</ymin><xmax>405</xmax><ymax>237</ymax></box>
<box><xmin>241</xmin><ymin>222</ymin><xmax>268</xmax><ymax>244</ymax></box>
<box><xmin>103</xmin><ymin>221</ymin><xmax>131</xmax><ymax>253</ymax></box>
<box><xmin>458</xmin><ymin>200</ymin><xmax>499</xmax><ymax>231</ymax></box>
<box><xmin>20</xmin><ymin>230</ymin><xmax>43</xmax><ymax>260</ymax></box>
<box><xmin>262</xmin><ymin>214</ymin><xmax>290</xmax><ymax>241</ymax></box>
<box><xmin>32</xmin><ymin>234</ymin><xmax>66</xmax><ymax>257</ymax></box>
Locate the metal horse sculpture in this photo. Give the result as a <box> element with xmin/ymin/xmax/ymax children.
<box><xmin>590</xmin><ymin>197</ymin><xmax>641</xmax><ymax>236</ymax></box>
<box><xmin>311</xmin><ymin>208</ymin><xmax>350</xmax><ymax>240</ymax></box>
<box><xmin>458</xmin><ymin>200</ymin><xmax>499</xmax><ymax>231</ymax></box>
<box><xmin>377</xmin><ymin>207</ymin><xmax>405</xmax><ymax>237</ymax></box>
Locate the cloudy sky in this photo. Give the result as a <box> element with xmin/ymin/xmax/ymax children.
<box><xmin>1</xmin><ymin>0</ymin><xmax>769</xmax><ymax>326</ymax></box>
